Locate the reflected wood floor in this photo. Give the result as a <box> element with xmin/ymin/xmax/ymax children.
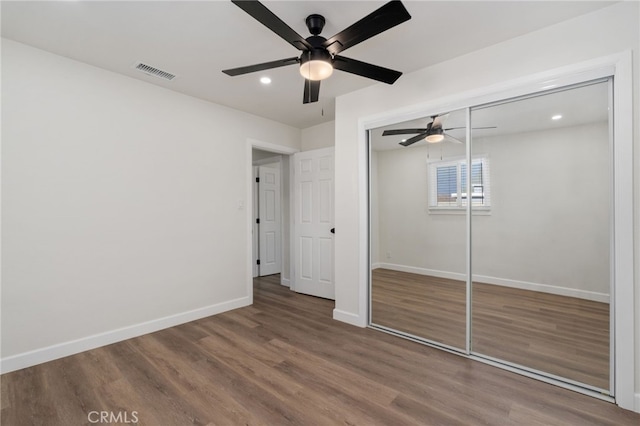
<box><xmin>371</xmin><ymin>268</ymin><xmax>609</xmax><ymax>390</ymax></box>
<box><xmin>3</xmin><ymin>274</ymin><xmax>637</xmax><ymax>425</ymax></box>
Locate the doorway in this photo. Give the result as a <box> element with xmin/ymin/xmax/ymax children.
<box><xmin>253</xmin><ymin>164</ymin><xmax>282</xmax><ymax>276</ymax></box>
<box><xmin>252</xmin><ymin>148</ymin><xmax>290</xmax><ymax>284</ymax></box>
<box><xmin>247</xmin><ymin>141</ymin><xmax>336</xmax><ymax>301</ymax></box>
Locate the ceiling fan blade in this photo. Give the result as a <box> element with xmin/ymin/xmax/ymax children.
<box><xmin>231</xmin><ymin>0</ymin><xmax>312</xmax><ymax>51</ymax></box>
<box><xmin>382</xmin><ymin>128</ymin><xmax>428</xmax><ymax>136</ymax></box>
<box><xmin>443</xmin><ymin>126</ymin><xmax>497</xmax><ymax>131</ymax></box>
<box><xmin>442</xmin><ymin>126</ymin><xmax>497</xmax><ymax>132</ymax></box>
<box><xmin>444</xmin><ymin>134</ymin><xmax>464</xmax><ymax>144</ymax></box>
<box><xmin>322</xmin><ymin>1</ymin><xmax>411</xmax><ymax>55</ymax></box>
<box><xmin>399</xmin><ymin>133</ymin><xmax>427</xmax><ymax>147</ymax></box>
<box><xmin>333</xmin><ymin>56</ymin><xmax>402</xmax><ymax>84</ymax></box>
<box><xmin>222</xmin><ymin>57</ymin><xmax>299</xmax><ymax>76</ymax></box>
<box><xmin>303</xmin><ymin>79</ymin><xmax>320</xmax><ymax>104</ymax></box>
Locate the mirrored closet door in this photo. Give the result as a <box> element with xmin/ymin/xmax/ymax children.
<box><xmin>470</xmin><ymin>79</ymin><xmax>612</xmax><ymax>392</ymax></box>
<box><xmin>369</xmin><ymin>108</ymin><xmax>468</xmax><ymax>351</ymax></box>
<box><xmin>368</xmin><ymin>78</ymin><xmax>613</xmax><ymax>395</ymax></box>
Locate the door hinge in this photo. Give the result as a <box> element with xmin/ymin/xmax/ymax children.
<box><xmin>256</xmin><ymin>218</ymin><xmax>260</xmax><ymax>224</ymax></box>
<box><xmin>257</xmin><ymin>259</ymin><xmax>261</xmax><ymax>265</ymax></box>
<box><xmin>256</xmin><ymin>177</ymin><xmax>260</xmax><ymax>183</ymax></box>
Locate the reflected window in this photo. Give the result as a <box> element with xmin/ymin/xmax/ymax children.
<box><xmin>428</xmin><ymin>157</ymin><xmax>490</xmax><ymax>210</ymax></box>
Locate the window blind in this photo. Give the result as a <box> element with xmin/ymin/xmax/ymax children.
<box><xmin>428</xmin><ymin>157</ymin><xmax>490</xmax><ymax>209</ymax></box>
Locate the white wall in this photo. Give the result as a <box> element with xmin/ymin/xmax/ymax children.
<box><xmin>473</xmin><ymin>123</ymin><xmax>610</xmax><ymax>295</ymax></box>
<box><xmin>1</xmin><ymin>39</ymin><xmax>300</xmax><ymax>369</ymax></box>
<box><xmin>374</xmin><ymin>141</ymin><xmax>467</xmax><ymax>274</ymax></box>
<box><xmin>374</xmin><ymin>122</ymin><xmax>610</xmax><ymax>298</ymax></box>
<box><xmin>301</xmin><ymin>120</ymin><xmax>335</xmax><ymax>151</ymax></box>
<box><xmin>334</xmin><ymin>1</ymin><xmax>638</xmax><ymax>407</ymax></box>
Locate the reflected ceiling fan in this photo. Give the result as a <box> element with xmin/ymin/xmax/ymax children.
<box><xmin>383</xmin><ymin>114</ymin><xmax>496</xmax><ymax>146</ymax></box>
<box><xmin>222</xmin><ymin>0</ymin><xmax>411</xmax><ymax>104</ymax></box>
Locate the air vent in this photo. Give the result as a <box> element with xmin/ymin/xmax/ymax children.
<box><xmin>133</xmin><ymin>62</ymin><xmax>176</xmax><ymax>81</ymax></box>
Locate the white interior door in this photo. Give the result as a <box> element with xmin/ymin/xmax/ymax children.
<box><xmin>293</xmin><ymin>147</ymin><xmax>335</xmax><ymax>299</ymax></box>
<box><xmin>258</xmin><ymin>166</ymin><xmax>281</xmax><ymax>276</ymax></box>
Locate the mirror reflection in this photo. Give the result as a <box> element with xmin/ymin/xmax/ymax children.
<box><xmin>370</xmin><ymin>109</ymin><xmax>468</xmax><ymax>350</ymax></box>
<box><xmin>470</xmin><ymin>80</ymin><xmax>611</xmax><ymax>390</ymax></box>
<box><xmin>369</xmin><ymin>79</ymin><xmax>611</xmax><ymax>392</ymax></box>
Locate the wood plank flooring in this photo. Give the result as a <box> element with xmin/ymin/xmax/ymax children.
<box><xmin>371</xmin><ymin>268</ymin><xmax>609</xmax><ymax>390</ymax></box>
<box><xmin>3</xmin><ymin>274</ymin><xmax>638</xmax><ymax>425</ymax></box>
<box><xmin>371</xmin><ymin>269</ymin><xmax>467</xmax><ymax>349</ymax></box>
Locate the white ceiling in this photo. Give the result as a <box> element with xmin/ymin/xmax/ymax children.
<box><xmin>1</xmin><ymin>1</ymin><xmax>616</xmax><ymax>129</ymax></box>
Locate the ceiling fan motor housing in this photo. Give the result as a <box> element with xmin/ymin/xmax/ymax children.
<box><xmin>300</xmin><ymin>48</ymin><xmax>332</xmax><ymax>66</ymax></box>
<box><xmin>301</xmin><ymin>33</ymin><xmax>333</xmax><ymax>73</ymax></box>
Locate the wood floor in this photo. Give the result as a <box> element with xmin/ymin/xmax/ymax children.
<box><xmin>3</xmin><ymin>274</ymin><xmax>638</xmax><ymax>425</ymax></box>
<box><xmin>371</xmin><ymin>268</ymin><xmax>610</xmax><ymax>390</ymax></box>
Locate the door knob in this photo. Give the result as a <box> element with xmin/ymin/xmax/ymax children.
<box><xmin>330</xmin><ymin>228</ymin><xmax>335</xmax><ymax>234</ymax></box>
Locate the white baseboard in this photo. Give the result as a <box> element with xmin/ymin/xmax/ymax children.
<box><xmin>377</xmin><ymin>263</ymin><xmax>610</xmax><ymax>303</ymax></box>
<box><xmin>281</xmin><ymin>277</ymin><xmax>290</xmax><ymax>287</ymax></box>
<box><xmin>634</xmin><ymin>392</ymin><xmax>640</xmax><ymax>413</ymax></box>
<box><xmin>379</xmin><ymin>263</ymin><xmax>462</xmax><ymax>282</ymax></box>
<box><xmin>333</xmin><ymin>308</ymin><xmax>366</xmax><ymax>328</ymax></box>
<box><xmin>371</xmin><ymin>262</ymin><xmax>382</xmax><ymax>270</ymax></box>
<box><xmin>0</xmin><ymin>296</ymin><xmax>251</xmax><ymax>374</ymax></box>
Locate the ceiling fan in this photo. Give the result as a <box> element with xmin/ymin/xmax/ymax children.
<box><xmin>222</xmin><ymin>0</ymin><xmax>412</xmax><ymax>104</ymax></box>
<box><xmin>383</xmin><ymin>114</ymin><xmax>496</xmax><ymax>146</ymax></box>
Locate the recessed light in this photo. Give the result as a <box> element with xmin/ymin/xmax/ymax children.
<box><xmin>552</xmin><ymin>114</ymin><xmax>563</xmax><ymax>120</ymax></box>
<box><xmin>260</xmin><ymin>76</ymin><xmax>272</xmax><ymax>85</ymax></box>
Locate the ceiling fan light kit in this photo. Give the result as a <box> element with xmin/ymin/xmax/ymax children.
<box><xmin>222</xmin><ymin>0</ymin><xmax>412</xmax><ymax>104</ymax></box>
<box><xmin>425</xmin><ymin>129</ymin><xmax>444</xmax><ymax>143</ymax></box>
<box><xmin>299</xmin><ymin>50</ymin><xmax>334</xmax><ymax>81</ymax></box>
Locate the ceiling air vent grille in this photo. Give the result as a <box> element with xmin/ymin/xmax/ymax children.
<box><xmin>133</xmin><ymin>62</ymin><xmax>176</xmax><ymax>81</ymax></box>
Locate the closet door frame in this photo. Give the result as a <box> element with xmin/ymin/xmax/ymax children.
<box><xmin>363</xmin><ymin>51</ymin><xmax>634</xmax><ymax>409</ymax></box>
